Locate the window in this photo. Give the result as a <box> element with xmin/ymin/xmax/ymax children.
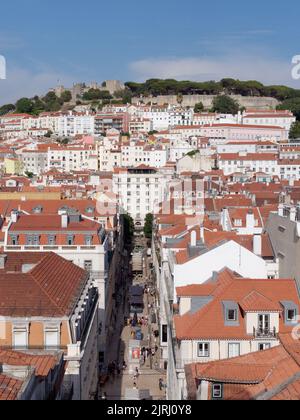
<box><xmin>85</xmin><ymin>235</ymin><xmax>93</xmax><ymax>246</ymax></box>
<box><xmin>67</xmin><ymin>235</ymin><xmax>74</xmax><ymax>245</ymax></box>
<box><xmin>162</xmin><ymin>325</ymin><xmax>168</xmax><ymax>343</ymax></box>
<box><xmin>44</xmin><ymin>328</ymin><xmax>59</xmax><ymax>350</ymax></box>
<box><xmin>228</xmin><ymin>343</ymin><xmax>240</xmax><ymax>358</ymax></box>
<box><xmin>11</xmin><ymin>235</ymin><xmax>19</xmax><ymax>245</ymax></box>
<box><xmin>212</xmin><ymin>384</ymin><xmax>223</xmax><ymax>399</ymax></box>
<box><xmin>287</xmin><ymin>309</ymin><xmax>296</xmax><ymax>321</ymax></box>
<box><xmin>259</xmin><ymin>343</ymin><xmax>271</xmax><ymax>351</ymax></box>
<box><xmin>227</xmin><ymin>309</ymin><xmax>237</xmax><ymax>322</ymax></box>
<box><xmin>198</xmin><ymin>342</ymin><xmax>210</xmax><ymax>357</ymax></box>
<box><xmin>48</xmin><ymin>235</ymin><xmax>56</xmax><ymax>246</ymax></box>
<box><xmin>258</xmin><ymin>314</ymin><xmax>270</xmax><ymax>332</ymax></box>
<box><xmin>13</xmin><ymin>326</ymin><xmax>28</xmax><ymax>350</ymax></box>
<box><xmin>33</xmin><ymin>235</ymin><xmax>40</xmax><ymax>246</ymax></box>
<box><xmin>84</xmin><ymin>260</ymin><xmax>93</xmax><ymax>271</ymax></box>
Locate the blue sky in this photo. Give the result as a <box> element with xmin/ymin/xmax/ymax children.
<box><xmin>0</xmin><ymin>0</ymin><xmax>299</xmax><ymax>103</ymax></box>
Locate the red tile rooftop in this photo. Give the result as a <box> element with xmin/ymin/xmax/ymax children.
<box><xmin>0</xmin><ymin>252</ymin><xmax>88</xmax><ymax>317</ymax></box>
<box><xmin>174</xmin><ymin>271</ymin><xmax>298</xmax><ymax>341</ymax></box>
<box><xmin>185</xmin><ymin>333</ymin><xmax>300</xmax><ymax>400</ymax></box>
<box><xmin>9</xmin><ymin>214</ymin><xmax>101</xmax><ymax>232</ymax></box>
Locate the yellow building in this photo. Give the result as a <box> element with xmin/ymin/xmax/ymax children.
<box><xmin>4</xmin><ymin>158</ymin><xmax>24</xmax><ymax>175</ymax></box>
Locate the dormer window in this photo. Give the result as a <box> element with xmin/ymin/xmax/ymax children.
<box><xmin>212</xmin><ymin>384</ymin><xmax>223</xmax><ymax>399</ymax></box>
<box><xmin>227</xmin><ymin>309</ymin><xmax>237</xmax><ymax>322</ymax></box>
<box><xmin>85</xmin><ymin>207</ymin><xmax>95</xmax><ymax>214</ymax></box>
<box><xmin>234</xmin><ymin>219</ymin><xmax>242</xmax><ymax>227</ymax></box>
<box><xmin>85</xmin><ymin>235</ymin><xmax>93</xmax><ymax>246</ymax></box>
<box><xmin>223</xmin><ymin>301</ymin><xmax>239</xmax><ymax>326</ymax></box>
<box><xmin>32</xmin><ymin>206</ymin><xmax>43</xmax><ymax>214</ymax></box>
<box><xmin>11</xmin><ymin>235</ymin><xmax>19</xmax><ymax>245</ymax></box>
<box><xmin>281</xmin><ymin>301</ymin><xmax>298</xmax><ymax>325</ymax></box>
<box><xmin>67</xmin><ymin>235</ymin><xmax>74</xmax><ymax>246</ymax></box>
<box><xmin>287</xmin><ymin>309</ymin><xmax>296</xmax><ymax>322</ymax></box>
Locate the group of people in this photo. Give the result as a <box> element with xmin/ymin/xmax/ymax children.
<box><xmin>140</xmin><ymin>346</ymin><xmax>159</xmax><ymax>365</ymax></box>
<box><xmin>144</xmin><ymin>285</ymin><xmax>156</xmax><ymax>297</ymax></box>
<box><xmin>127</xmin><ymin>316</ymin><xmax>149</xmax><ymax>328</ymax></box>
<box><xmin>108</xmin><ymin>360</ymin><xmax>127</xmax><ymax>377</ymax></box>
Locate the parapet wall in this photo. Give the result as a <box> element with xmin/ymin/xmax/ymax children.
<box><xmin>132</xmin><ymin>94</ymin><xmax>279</xmax><ymax>109</ymax></box>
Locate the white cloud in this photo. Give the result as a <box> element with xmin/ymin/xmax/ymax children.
<box><xmin>130</xmin><ymin>54</ymin><xmax>298</xmax><ymax>87</ymax></box>
<box><xmin>0</xmin><ymin>66</ymin><xmax>75</xmax><ymax>105</ymax></box>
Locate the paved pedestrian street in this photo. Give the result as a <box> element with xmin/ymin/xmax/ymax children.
<box><xmin>101</xmin><ymin>241</ymin><xmax>167</xmax><ymax>401</ymax></box>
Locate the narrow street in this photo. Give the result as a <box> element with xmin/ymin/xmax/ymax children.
<box><xmin>100</xmin><ymin>234</ymin><xmax>167</xmax><ymax>400</ymax></box>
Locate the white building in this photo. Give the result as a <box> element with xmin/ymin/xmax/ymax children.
<box><xmin>171</xmin><ymin>271</ymin><xmax>299</xmax><ymax>399</ymax></box>
<box><xmin>113</xmin><ymin>166</ymin><xmax>169</xmax><ymax>224</ymax></box>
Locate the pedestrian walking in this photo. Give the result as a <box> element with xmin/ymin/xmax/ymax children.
<box><xmin>159</xmin><ymin>378</ymin><xmax>163</xmax><ymax>391</ymax></box>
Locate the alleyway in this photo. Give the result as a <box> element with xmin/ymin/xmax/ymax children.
<box><xmin>100</xmin><ymin>235</ymin><xmax>167</xmax><ymax>400</ymax></box>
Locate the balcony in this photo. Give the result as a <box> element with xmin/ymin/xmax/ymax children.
<box><xmin>253</xmin><ymin>327</ymin><xmax>277</xmax><ymax>339</ymax></box>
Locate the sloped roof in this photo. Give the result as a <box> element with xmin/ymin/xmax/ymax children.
<box><xmin>174</xmin><ymin>271</ymin><xmax>298</xmax><ymax>340</ymax></box>
<box><xmin>0</xmin><ymin>253</ymin><xmax>87</xmax><ymax>317</ymax></box>
<box><xmin>240</xmin><ymin>291</ymin><xmax>282</xmax><ymax>312</ymax></box>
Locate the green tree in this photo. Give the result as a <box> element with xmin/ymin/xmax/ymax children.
<box><xmin>58</xmin><ymin>138</ymin><xmax>69</xmax><ymax>145</ymax></box>
<box><xmin>289</xmin><ymin>122</ymin><xmax>300</xmax><ymax>139</ymax></box>
<box><xmin>211</xmin><ymin>95</ymin><xmax>240</xmax><ymax>114</ymax></box>
<box><xmin>82</xmin><ymin>89</ymin><xmax>113</xmax><ymax>101</ymax></box>
<box><xmin>144</xmin><ymin>213</ymin><xmax>154</xmax><ymax>239</ymax></box>
<box><xmin>61</xmin><ymin>90</ymin><xmax>72</xmax><ymax>103</ymax></box>
<box><xmin>278</xmin><ymin>97</ymin><xmax>300</xmax><ymax>120</ymax></box>
<box><xmin>25</xmin><ymin>171</ymin><xmax>34</xmax><ymax>178</ymax></box>
<box><xmin>0</xmin><ymin>104</ymin><xmax>15</xmax><ymax>115</ymax></box>
<box><xmin>123</xmin><ymin>214</ymin><xmax>134</xmax><ymax>242</ymax></box>
<box><xmin>194</xmin><ymin>102</ymin><xmax>204</xmax><ymax>113</ymax></box>
<box><xmin>31</xmin><ymin>97</ymin><xmax>46</xmax><ymax>115</ymax></box>
<box><xmin>43</xmin><ymin>91</ymin><xmax>63</xmax><ymax>112</ymax></box>
<box><xmin>44</xmin><ymin>130</ymin><xmax>53</xmax><ymax>138</ymax></box>
<box><xmin>114</xmin><ymin>89</ymin><xmax>132</xmax><ymax>104</ymax></box>
<box><xmin>187</xmin><ymin>150</ymin><xmax>200</xmax><ymax>157</ymax></box>
<box><xmin>15</xmin><ymin>98</ymin><xmax>34</xmax><ymax>113</ymax></box>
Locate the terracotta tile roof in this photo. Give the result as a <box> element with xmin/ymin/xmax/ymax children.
<box><xmin>0</xmin><ymin>350</ymin><xmax>59</xmax><ymax>376</ymax></box>
<box><xmin>176</xmin><ymin>283</ymin><xmax>217</xmax><ymax>297</ymax></box>
<box><xmin>195</xmin><ymin>362</ymin><xmax>271</xmax><ymax>384</ymax></box>
<box><xmin>0</xmin><ymin>253</ymin><xmax>87</xmax><ymax>317</ymax></box>
<box><xmin>9</xmin><ymin>214</ymin><xmax>100</xmax><ymax>232</ymax></box>
<box><xmin>240</xmin><ymin>291</ymin><xmax>282</xmax><ymax>312</ymax></box>
<box><xmin>0</xmin><ymin>374</ymin><xmax>23</xmax><ymax>400</ymax></box>
<box><xmin>174</xmin><ymin>271</ymin><xmax>299</xmax><ymax>340</ymax></box>
<box><xmin>185</xmin><ymin>339</ymin><xmax>300</xmax><ymax>400</ymax></box>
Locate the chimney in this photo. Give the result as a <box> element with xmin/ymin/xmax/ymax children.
<box><xmin>253</xmin><ymin>235</ymin><xmax>262</xmax><ymax>256</ymax></box>
<box><xmin>212</xmin><ymin>271</ymin><xmax>218</xmax><ymax>282</ymax></box>
<box><xmin>0</xmin><ymin>254</ymin><xmax>7</xmax><ymax>269</ymax></box>
<box><xmin>246</xmin><ymin>210</ymin><xmax>255</xmax><ymax>230</ymax></box>
<box><xmin>61</xmin><ymin>213</ymin><xmax>68</xmax><ymax>228</ymax></box>
<box><xmin>190</xmin><ymin>230</ymin><xmax>197</xmax><ymax>247</ymax></box>
<box><xmin>11</xmin><ymin>211</ymin><xmax>18</xmax><ymax>223</ymax></box>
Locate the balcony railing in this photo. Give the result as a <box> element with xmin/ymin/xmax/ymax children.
<box><xmin>253</xmin><ymin>327</ymin><xmax>277</xmax><ymax>338</ymax></box>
